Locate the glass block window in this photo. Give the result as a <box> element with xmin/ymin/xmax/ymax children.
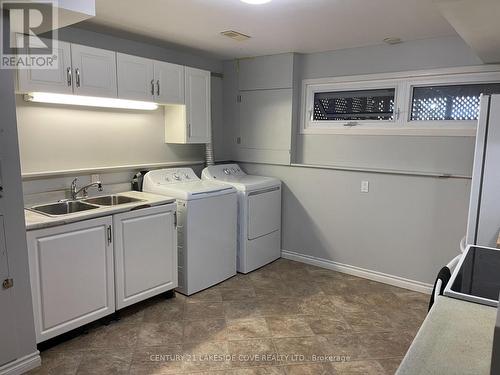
<box><xmin>313</xmin><ymin>88</ymin><xmax>395</xmax><ymax>121</ymax></box>
<box><xmin>411</xmin><ymin>83</ymin><xmax>500</xmax><ymax>121</ymax></box>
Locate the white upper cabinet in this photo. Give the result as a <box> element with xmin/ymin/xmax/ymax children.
<box><xmin>185</xmin><ymin>67</ymin><xmax>211</xmax><ymax>143</ymax></box>
<box><xmin>17</xmin><ymin>39</ymin><xmax>73</xmax><ymax>94</ymax></box>
<box><xmin>117</xmin><ymin>53</ymin><xmax>154</xmax><ymax>101</ymax></box>
<box><xmin>71</xmin><ymin>44</ymin><xmax>117</xmax><ymax>98</ymax></box>
<box><xmin>154</xmin><ymin>61</ymin><xmax>185</xmax><ymax>104</ymax></box>
<box><xmin>116</xmin><ymin>55</ymin><xmax>185</xmax><ymax>104</ymax></box>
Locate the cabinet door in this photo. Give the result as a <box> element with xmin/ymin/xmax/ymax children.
<box><xmin>17</xmin><ymin>39</ymin><xmax>73</xmax><ymax>94</ymax></box>
<box><xmin>27</xmin><ymin>217</ymin><xmax>114</xmax><ymax>342</ymax></box>
<box><xmin>117</xmin><ymin>53</ymin><xmax>154</xmax><ymax>101</ymax></box>
<box><xmin>239</xmin><ymin>88</ymin><xmax>292</xmax><ymax>151</ymax></box>
<box><xmin>71</xmin><ymin>44</ymin><xmax>117</xmax><ymax>98</ymax></box>
<box><xmin>185</xmin><ymin>67</ymin><xmax>211</xmax><ymax>143</ymax></box>
<box><xmin>0</xmin><ymin>215</ymin><xmax>19</xmax><ymax>366</ymax></box>
<box><xmin>113</xmin><ymin>204</ymin><xmax>177</xmax><ymax>309</ymax></box>
<box><xmin>154</xmin><ymin>61</ymin><xmax>184</xmax><ymax>104</ymax></box>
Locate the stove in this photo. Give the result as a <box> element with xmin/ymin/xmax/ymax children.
<box><xmin>444</xmin><ymin>245</ymin><xmax>500</xmax><ymax>307</ymax></box>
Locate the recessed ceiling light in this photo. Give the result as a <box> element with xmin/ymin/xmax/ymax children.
<box><xmin>383</xmin><ymin>37</ymin><xmax>402</xmax><ymax>45</ymax></box>
<box><xmin>241</xmin><ymin>0</ymin><xmax>272</xmax><ymax>4</ymax></box>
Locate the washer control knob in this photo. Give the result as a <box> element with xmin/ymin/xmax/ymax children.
<box><xmin>173</xmin><ymin>174</ymin><xmax>180</xmax><ymax>180</ymax></box>
<box><xmin>184</xmin><ymin>174</ymin><xmax>190</xmax><ymax>179</ymax></box>
<box><xmin>223</xmin><ymin>168</ymin><xmax>230</xmax><ymax>175</ymax></box>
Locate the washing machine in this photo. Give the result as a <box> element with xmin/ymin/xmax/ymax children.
<box><xmin>143</xmin><ymin>168</ymin><xmax>237</xmax><ymax>295</ymax></box>
<box><xmin>202</xmin><ymin>164</ymin><xmax>281</xmax><ymax>273</ymax></box>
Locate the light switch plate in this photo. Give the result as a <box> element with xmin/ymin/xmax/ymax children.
<box><xmin>361</xmin><ymin>180</ymin><xmax>369</xmax><ymax>193</ymax></box>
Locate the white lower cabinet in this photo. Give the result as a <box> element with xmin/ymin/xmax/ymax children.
<box><xmin>113</xmin><ymin>204</ymin><xmax>177</xmax><ymax>309</ymax></box>
<box><xmin>26</xmin><ymin>204</ymin><xmax>178</xmax><ymax>342</ymax></box>
<box><xmin>27</xmin><ymin>217</ymin><xmax>115</xmax><ymax>343</ymax></box>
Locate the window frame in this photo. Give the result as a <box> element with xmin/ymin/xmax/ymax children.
<box><xmin>300</xmin><ymin>66</ymin><xmax>500</xmax><ymax>137</ymax></box>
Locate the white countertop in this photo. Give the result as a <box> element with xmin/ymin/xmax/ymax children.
<box><xmin>25</xmin><ymin>191</ymin><xmax>175</xmax><ymax>231</ymax></box>
<box><xmin>397</xmin><ymin>296</ymin><xmax>497</xmax><ymax>375</ymax></box>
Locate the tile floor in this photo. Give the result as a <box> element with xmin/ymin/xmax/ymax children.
<box><xmin>28</xmin><ymin>259</ymin><xmax>429</xmax><ymax>375</ymax></box>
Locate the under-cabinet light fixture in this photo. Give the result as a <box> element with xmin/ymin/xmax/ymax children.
<box><xmin>241</xmin><ymin>0</ymin><xmax>272</xmax><ymax>4</ymax></box>
<box><xmin>24</xmin><ymin>92</ymin><xmax>159</xmax><ymax>111</ymax></box>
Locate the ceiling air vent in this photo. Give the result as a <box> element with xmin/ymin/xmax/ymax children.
<box><xmin>220</xmin><ymin>30</ymin><xmax>251</xmax><ymax>42</ymax></box>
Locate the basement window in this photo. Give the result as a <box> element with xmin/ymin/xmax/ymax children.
<box><xmin>313</xmin><ymin>88</ymin><xmax>395</xmax><ymax>121</ymax></box>
<box><xmin>411</xmin><ymin>83</ymin><xmax>500</xmax><ymax>121</ymax></box>
<box><xmin>302</xmin><ymin>68</ymin><xmax>500</xmax><ymax>136</ymax></box>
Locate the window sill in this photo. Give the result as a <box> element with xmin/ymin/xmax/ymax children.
<box><xmin>301</xmin><ymin>126</ymin><xmax>476</xmax><ymax>137</ymax></box>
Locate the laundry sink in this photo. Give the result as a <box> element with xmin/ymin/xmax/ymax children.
<box><xmin>31</xmin><ymin>201</ymin><xmax>100</xmax><ymax>216</ymax></box>
<box><xmin>82</xmin><ymin>195</ymin><xmax>144</xmax><ymax>206</ymax></box>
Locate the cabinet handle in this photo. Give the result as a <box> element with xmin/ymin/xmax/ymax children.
<box><xmin>188</xmin><ymin>123</ymin><xmax>191</xmax><ymax>137</ymax></box>
<box><xmin>75</xmin><ymin>68</ymin><xmax>80</xmax><ymax>87</ymax></box>
<box><xmin>107</xmin><ymin>225</ymin><xmax>112</xmax><ymax>244</ymax></box>
<box><xmin>67</xmin><ymin>67</ymin><xmax>72</xmax><ymax>86</ymax></box>
<box><xmin>156</xmin><ymin>80</ymin><xmax>160</xmax><ymax>96</ymax></box>
<box><xmin>0</xmin><ymin>184</ymin><xmax>3</xmax><ymax>198</ymax></box>
<box><xmin>151</xmin><ymin>79</ymin><xmax>155</xmax><ymax>95</ymax></box>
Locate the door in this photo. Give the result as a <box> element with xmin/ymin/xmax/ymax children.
<box><xmin>0</xmin><ymin>215</ymin><xmax>19</xmax><ymax>366</ymax></box>
<box><xmin>117</xmin><ymin>53</ymin><xmax>154</xmax><ymax>101</ymax></box>
<box><xmin>113</xmin><ymin>204</ymin><xmax>177</xmax><ymax>309</ymax></box>
<box><xmin>247</xmin><ymin>187</ymin><xmax>281</xmax><ymax>240</ymax></box>
<box><xmin>17</xmin><ymin>39</ymin><xmax>73</xmax><ymax>94</ymax></box>
<box><xmin>27</xmin><ymin>217</ymin><xmax>114</xmax><ymax>342</ymax></box>
<box><xmin>185</xmin><ymin>67</ymin><xmax>211</xmax><ymax>143</ymax></box>
<box><xmin>239</xmin><ymin>89</ymin><xmax>292</xmax><ymax>151</ymax></box>
<box><xmin>71</xmin><ymin>44</ymin><xmax>117</xmax><ymax>98</ymax></box>
<box><xmin>154</xmin><ymin>61</ymin><xmax>184</xmax><ymax>104</ymax></box>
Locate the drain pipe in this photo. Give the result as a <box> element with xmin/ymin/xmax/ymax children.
<box><xmin>205</xmin><ymin>141</ymin><xmax>214</xmax><ymax>166</ymax></box>
<box><xmin>206</xmin><ymin>71</ymin><xmax>223</xmax><ymax>166</ymax></box>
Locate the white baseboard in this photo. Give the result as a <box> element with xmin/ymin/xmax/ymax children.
<box><xmin>0</xmin><ymin>352</ymin><xmax>40</xmax><ymax>375</ymax></box>
<box><xmin>281</xmin><ymin>250</ymin><xmax>433</xmax><ymax>294</ymax></box>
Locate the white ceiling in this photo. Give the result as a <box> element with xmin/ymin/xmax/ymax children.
<box><xmin>82</xmin><ymin>0</ymin><xmax>457</xmax><ymax>59</ymax></box>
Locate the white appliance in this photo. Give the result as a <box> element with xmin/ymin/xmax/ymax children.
<box><xmin>466</xmin><ymin>94</ymin><xmax>500</xmax><ymax>247</ymax></box>
<box><xmin>143</xmin><ymin>168</ymin><xmax>237</xmax><ymax>295</ymax></box>
<box><xmin>202</xmin><ymin>164</ymin><xmax>281</xmax><ymax>273</ymax></box>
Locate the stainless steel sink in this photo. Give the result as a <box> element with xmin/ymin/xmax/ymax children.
<box><xmin>31</xmin><ymin>201</ymin><xmax>100</xmax><ymax>216</ymax></box>
<box><xmin>82</xmin><ymin>195</ymin><xmax>144</xmax><ymax>206</ymax></box>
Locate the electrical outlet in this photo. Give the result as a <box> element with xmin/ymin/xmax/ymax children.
<box><xmin>91</xmin><ymin>174</ymin><xmax>100</xmax><ymax>183</ymax></box>
<box><xmin>361</xmin><ymin>180</ymin><xmax>369</xmax><ymax>193</ymax></box>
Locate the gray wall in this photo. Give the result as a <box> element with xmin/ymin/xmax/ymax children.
<box><xmin>222</xmin><ymin>36</ymin><xmax>483</xmax><ymax>286</ymax></box>
<box><xmin>55</xmin><ymin>26</ymin><xmax>222</xmax><ymax>73</ymax></box>
<box><xmin>0</xmin><ymin>60</ymin><xmax>38</xmax><ymax>366</ymax></box>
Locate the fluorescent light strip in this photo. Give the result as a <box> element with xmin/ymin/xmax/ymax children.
<box><xmin>24</xmin><ymin>92</ymin><xmax>159</xmax><ymax>111</ymax></box>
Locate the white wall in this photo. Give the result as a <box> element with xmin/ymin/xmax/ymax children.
<box><xmin>222</xmin><ymin>36</ymin><xmax>482</xmax><ymax>286</ymax></box>
<box><xmin>16</xmin><ymin>99</ymin><xmax>205</xmax><ymax>175</ymax></box>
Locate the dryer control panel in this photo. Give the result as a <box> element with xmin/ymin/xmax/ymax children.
<box><xmin>145</xmin><ymin>168</ymin><xmax>200</xmax><ymax>185</ymax></box>
<box><xmin>202</xmin><ymin>164</ymin><xmax>245</xmax><ymax>180</ymax></box>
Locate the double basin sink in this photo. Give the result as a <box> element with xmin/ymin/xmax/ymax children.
<box><xmin>30</xmin><ymin>195</ymin><xmax>145</xmax><ymax>217</ymax></box>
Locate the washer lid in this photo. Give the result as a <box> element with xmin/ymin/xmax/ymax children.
<box><xmin>144</xmin><ymin>180</ymin><xmax>234</xmax><ymax>200</ymax></box>
<box><xmin>143</xmin><ymin>168</ymin><xmax>235</xmax><ymax>200</ymax></box>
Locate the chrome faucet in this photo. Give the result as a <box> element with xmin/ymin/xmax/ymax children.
<box><xmin>70</xmin><ymin>177</ymin><xmax>103</xmax><ymax>200</ymax></box>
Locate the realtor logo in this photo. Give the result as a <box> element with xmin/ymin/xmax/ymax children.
<box><xmin>1</xmin><ymin>0</ymin><xmax>58</xmax><ymax>69</ymax></box>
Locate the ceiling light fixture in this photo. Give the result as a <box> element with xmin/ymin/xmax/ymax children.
<box><xmin>24</xmin><ymin>92</ymin><xmax>159</xmax><ymax>111</ymax></box>
<box><xmin>241</xmin><ymin>0</ymin><xmax>272</xmax><ymax>4</ymax></box>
